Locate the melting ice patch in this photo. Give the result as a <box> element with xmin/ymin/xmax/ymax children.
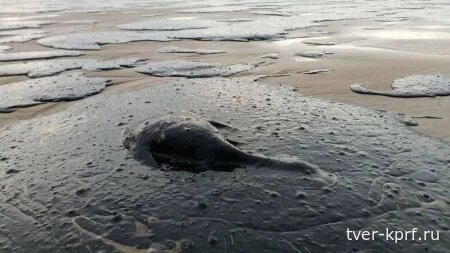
<box><xmin>133</xmin><ymin>60</ymin><xmax>255</xmax><ymax>77</ymax></box>
<box><xmin>0</xmin><ymin>20</ymin><xmax>54</xmax><ymax>30</ymax></box>
<box><xmin>117</xmin><ymin>19</ymin><xmax>216</xmax><ymax>31</ymax></box>
<box><xmin>0</xmin><ymin>72</ymin><xmax>111</xmax><ymax>112</ymax></box>
<box><xmin>0</xmin><ymin>50</ymin><xmax>84</xmax><ymax>62</ymax></box>
<box><xmin>0</xmin><ymin>57</ymin><xmax>146</xmax><ymax>78</ymax></box>
<box><xmin>350</xmin><ymin>74</ymin><xmax>450</xmax><ymax>97</ymax></box>
<box><xmin>0</xmin><ymin>45</ymin><xmax>11</xmax><ymax>52</ymax></box>
<box><xmin>0</xmin><ymin>29</ymin><xmax>45</xmax><ymax>43</ymax></box>
<box><xmin>158</xmin><ymin>45</ymin><xmax>225</xmax><ymax>55</ymax></box>
<box><xmin>37</xmin><ymin>31</ymin><xmax>176</xmax><ymax>50</ymax></box>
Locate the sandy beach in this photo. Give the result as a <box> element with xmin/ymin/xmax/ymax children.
<box><xmin>0</xmin><ymin>1</ymin><xmax>449</xmax><ymax>252</ymax></box>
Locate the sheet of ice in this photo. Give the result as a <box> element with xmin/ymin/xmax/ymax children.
<box><xmin>217</xmin><ymin>18</ymin><xmax>255</xmax><ymax>23</ymax></box>
<box><xmin>0</xmin><ymin>20</ymin><xmax>53</xmax><ymax>30</ymax></box>
<box><xmin>302</xmin><ymin>69</ymin><xmax>332</xmax><ymax>74</ymax></box>
<box><xmin>350</xmin><ymin>74</ymin><xmax>450</xmax><ymax>97</ymax></box>
<box><xmin>0</xmin><ymin>45</ymin><xmax>11</xmax><ymax>52</ymax></box>
<box><xmin>0</xmin><ymin>72</ymin><xmax>111</xmax><ymax>112</ymax></box>
<box><xmin>61</xmin><ymin>19</ymin><xmax>98</xmax><ymax>24</ymax></box>
<box><xmin>133</xmin><ymin>60</ymin><xmax>255</xmax><ymax>77</ymax></box>
<box><xmin>303</xmin><ymin>41</ymin><xmax>337</xmax><ymax>46</ymax></box>
<box><xmin>37</xmin><ymin>31</ymin><xmax>176</xmax><ymax>50</ymax></box>
<box><xmin>261</xmin><ymin>53</ymin><xmax>280</xmax><ymax>59</ymax></box>
<box><xmin>176</xmin><ymin>6</ymin><xmax>252</xmax><ymax>13</ymax></box>
<box><xmin>250</xmin><ymin>11</ymin><xmax>290</xmax><ymax>17</ymax></box>
<box><xmin>0</xmin><ymin>29</ymin><xmax>45</xmax><ymax>43</ymax></box>
<box><xmin>117</xmin><ymin>19</ymin><xmax>216</xmax><ymax>31</ymax></box>
<box><xmin>0</xmin><ymin>50</ymin><xmax>84</xmax><ymax>62</ymax></box>
<box><xmin>158</xmin><ymin>45</ymin><xmax>225</xmax><ymax>55</ymax></box>
<box><xmin>0</xmin><ymin>57</ymin><xmax>145</xmax><ymax>78</ymax></box>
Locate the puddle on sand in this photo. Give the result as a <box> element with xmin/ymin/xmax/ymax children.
<box><xmin>350</xmin><ymin>74</ymin><xmax>450</xmax><ymax>97</ymax></box>
<box><xmin>1</xmin><ymin>77</ymin><xmax>448</xmax><ymax>252</ymax></box>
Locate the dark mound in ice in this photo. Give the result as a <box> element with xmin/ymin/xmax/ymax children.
<box><xmin>122</xmin><ymin>115</ymin><xmax>321</xmax><ymax>175</ymax></box>
<box><xmin>134</xmin><ymin>60</ymin><xmax>255</xmax><ymax>77</ymax></box>
<box><xmin>350</xmin><ymin>74</ymin><xmax>450</xmax><ymax>97</ymax></box>
<box><xmin>0</xmin><ymin>72</ymin><xmax>111</xmax><ymax>112</ymax></box>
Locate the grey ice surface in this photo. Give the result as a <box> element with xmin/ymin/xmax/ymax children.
<box><xmin>250</xmin><ymin>11</ymin><xmax>291</xmax><ymax>17</ymax></box>
<box><xmin>303</xmin><ymin>41</ymin><xmax>337</xmax><ymax>46</ymax></box>
<box><xmin>158</xmin><ymin>45</ymin><xmax>226</xmax><ymax>55</ymax></box>
<box><xmin>0</xmin><ymin>29</ymin><xmax>45</xmax><ymax>43</ymax></box>
<box><xmin>0</xmin><ymin>45</ymin><xmax>11</xmax><ymax>52</ymax></box>
<box><xmin>61</xmin><ymin>19</ymin><xmax>98</xmax><ymax>24</ymax></box>
<box><xmin>261</xmin><ymin>53</ymin><xmax>280</xmax><ymax>59</ymax></box>
<box><xmin>37</xmin><ymin>15</ymin><xmax>315</xmax><ymax>49</ymax></box>
<box><xmin>0</xmin><ymin>57</ymin><xmax>145</xmax><ymax>78</ymax></box>
<box><xmin>133</xmin><ymin>60</ymin><xmax>255</xmax><ymax>77</ymax></box>
<box><xmin>0</xmin><ymin>50</ymin><xmax>84</xmax><ymax>62</ymax></box>
<box><xmin>176</xmin><ymin>6</ymin><xmax>252</xmax><ymax>13</ymax></box>
<box><xmin>117</xmin><ymin>19</ymin><xmax>217</xmax><ymax>31</ymax></box>
<box><xmin>350</xmin><ymin>74</ymin><xmax>450</xmax><ymax>97</ymax></box>
<box><xmin>0</xmin><ymin>77</ymin><xmax>448</xmax><ymax>252</ymax></box>
<box><xmin>217</xmin><ymin>18</ymin><xmax>255</xmax><ymax>23</ymax></box>
<box><xmin>0</xmin><ymin>20</ymin><xmax>53</xmax><ymax>30</ymax></box>
<box><xmin>37</xmin><ymin>31</ymin><xmax>176</xmax><ymax>50</ymax></box>
<box><xmin>0</xmin><ymin>72</ymin><xmax>111</xmax><ymax>112</ymax></box>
